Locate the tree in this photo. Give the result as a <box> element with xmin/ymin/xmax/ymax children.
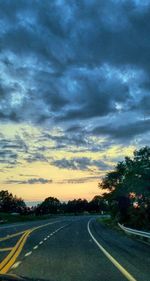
<box><xmin>88</xmin><ymin>195</ymin><xmax>108</xmax><ymax>213</ymax></box>
<box><xmin>66</xmin><ymin>199</ymin><xmax>88</xmax><ymax>213</ymax></box>
<box><xmin>100</xmin><ymin>147</ymin><xmax>150</xmax><ymax>197</ymax></box>
<box><xmin>99</xmin><ymin>161</ymin><xmax>126</xmax><ymax>194</ymax></box>
<box><xmin>0</xmin><ymin>190</ymin><xmax>26</xmax><ymax>213</ymax></box>
<box><xmin>99</xmin><ymin>147</ymin><xmax>150</xmax><ymax>227</ymax></box>
<box><xmin>36</xmin><ymin>197</ymin><xmax>60</xmax><ymax>215</ymax></box>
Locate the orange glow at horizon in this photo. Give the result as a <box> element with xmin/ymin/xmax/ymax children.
<box><xmin>0</xmin><ymin>123</ymin><xmax>135</xmax><ymax>203</ymax></box>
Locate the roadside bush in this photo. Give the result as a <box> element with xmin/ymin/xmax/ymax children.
<box><xmin>126</xmin><ymin>206</ymin><xmax>150</xmax><ymax>230</ymax></box>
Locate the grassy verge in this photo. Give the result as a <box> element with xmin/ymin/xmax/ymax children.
<box><xmin>96</xmin><ymin>216</ymin><xmax>122</xmax><ymax>232</ymax></box>
<box><xmin>0</xmin><ymin>212</ymin><xmax>57</xmax><ymax>224</ymax></box>
<box><xmin>0</xmin><ymin>212</ymin><xmax>96</xmax><ymax>225</ymax></box>
<box><xmin>97</xmin><ymin>216</ymin><xmax>150</xmax><ymax>245</ymax></box>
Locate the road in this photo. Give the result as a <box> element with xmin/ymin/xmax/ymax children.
<box><xmin>0</xmin><ymin>216</ymin><xmax>149</xmax><ymax>281</ymax></box>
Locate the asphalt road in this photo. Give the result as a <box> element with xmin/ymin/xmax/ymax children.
<box><xmin>0</xmin><ymin>216</ymin><xmax>149</xmax><ymax>281</ymax></box>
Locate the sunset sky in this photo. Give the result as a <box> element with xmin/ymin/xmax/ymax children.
<box><xmin>0</xmin><ymin>0</ymin><xmax>150</xmax><ymax>204</ymax></box>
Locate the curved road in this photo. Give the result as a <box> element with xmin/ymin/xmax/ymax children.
<box><xmin>0</xmin><ymin>216</ymin><xmax>149</xmax><ymax>281</ymax></box>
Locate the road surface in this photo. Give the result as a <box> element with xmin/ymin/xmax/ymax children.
<box><xmin>0</xmin><ymin>216</ymin><xmax>149</xmax><ymax>281</ymax></box>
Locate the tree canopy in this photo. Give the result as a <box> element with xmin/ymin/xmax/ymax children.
<box><xmin>99</xmin><ymin>146</ymin><xmax>150</xmax><ymax>197</ymax></box>
<box><xmin>99</xmin><ymin>147</ymin><xmax>150</xmax><ymax>229</ymax></box>
<box><xmin>0</xmin><ymin>190</ymin><xmax>26</xmax><ymax>213</ymax></box>
<box><xmin>36</xmin><ymin>197</ymin><xmax>61</xmax><ymax>215</ymax></box>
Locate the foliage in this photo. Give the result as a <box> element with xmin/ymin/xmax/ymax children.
<box><xmin>88</xmin><ymin>195</ymin><xmax>108</xmax><ymax>213</ymax></box>
<box><xmin>66</xmin><ymin>199</ymin><xmax>88</xmax><ymax>213</ymax></box>
<box><xmin>0</xmin><ymin>190</ymin><xmax>26</xmax><ymax>213</ymax></box>
<box><xmin>0</xmin><ymin>190</ymin><xmax>108</xmax><ymax>216</ymax></box>
<box><xmin>99</xmin><ymin>146</ymin><xmax>150</xmax><ymax>229</ymax></box>
<box><xmin>36</xmin><ymin>197</ymin><xmax>61</xmax><ymax>215</ymax></box>
<box><xmin>35</xmin><ymin>196</ymin><xmax>108</xmax><ymax>215</ymax></box>
<box><xmin>100</xmin><ymin>146</ymin><xmax>150</xmax><ymax>196</ymax></box>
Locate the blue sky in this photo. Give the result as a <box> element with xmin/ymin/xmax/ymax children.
<box><xmin>0</xmin><ymin>0</ymin><xmax>150</xmax><ymax>202</ymax></box>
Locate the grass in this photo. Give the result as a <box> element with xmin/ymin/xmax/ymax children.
<box><xmin>0</xmin><ymin>212</ymin><xmax>115</xmax><ymax>225</ymax></box>
<box><xmin>96</xmin><ymin>216</ymin><xmax>122</xmax><ymax>232</ymax></box>
<box><xmin>97</xmin><ymin>216</ymin><xmax>150</xmax><ymax>245</ymax></box>
<box><xmin>0</xmin><ymin>211</ymin><xmax>95</xmax><ymax>225</ymax></box>
<box><xmin>0</xmin><ymin>212</ymin><xmax>57</xmax><ymax>224</ymax></box>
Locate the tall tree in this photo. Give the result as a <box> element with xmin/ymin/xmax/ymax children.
<box><xmin>99</xmin><ymin>147</ymin><xmax>150</xmax><ymax>197</ymax></box>
<box><xmin>36</xmin><ymin>197</ymin><xmax>60</xmax><ymax>214</ymax></box>
<box><xmin>0</xmin><ymin>190</ymin><xmax>26</xmax><ymax>213</ymax></box>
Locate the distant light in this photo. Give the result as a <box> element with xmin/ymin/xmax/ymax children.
<box><xmin>133</xmin><ymin>202</ymin><xmax>139</xmax><ymax>208</ymax></box>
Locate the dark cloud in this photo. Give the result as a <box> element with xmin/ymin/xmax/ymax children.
<box><xmin>66</xmin><ymin>124</ymin><xmax>83</xmax><ymax>133</ymax></box>
<box><xmin>92</xmin><ymin>118</ymin><xmax>150</xmax><ymax>141</ymax></box>
<box><xmin>58</xmin><ymin>176</ymin><xmax>101</xmax><ymax>184</ymax></box>
<box><xmin>0</xmin><ymin>134</ymin><xmax>28</xmax><ymax>166</ymax></box>
<box><xmin>51</xmin><ymin>157</ymin><xmax>90</xmax><ymax>170</ymax></box>
<box><xmin>38</xmin><ymin>129</ymin><xmax>113</xmax><ymax>153</ymax></box>
<box><xmin>41</xmin><ymin>131</ymin><xmax>87</xmax><ymax>146</ymax></box>
<box><xmin>0</xmin><ymin>1</ymin><xmax>149</xmax><ymax>121</ymax></box>
<box><xmin>51</xmin><ymin>157</ymin><xmax>111</xmax><ymax>171</ymax></box>
<box><xmin>0</xmin><ymin>135</ymin><xmax>28</xmax><ymax>152</ymax></box>
<box><xmin>0</xmin><ymin>149</ymin><xmax>18</xmax><ymax>165</ymax></box>
<box><xmin>6</xmin><ymin>178</ymin><xmax>53</xmax><ymax>185</ymax></box>
<box><xmin>56</xmin><ymin>66</ymin><xmax>131</xmax><ymax>121</ymax></box>
<box><xmin>5</xmin><ymin>175</ymin><xmax>99</xmax><ymax>185</ymax></box>
<box><xmin>0</xmin><ymin>0</ymin><xmax>149</xmax><ymax>151</ymax></box>
<box><xmin>25</xmin><ymin>153</ymin><xmax>48</xmax><ymax>163</ymax></box>
<box><xmin>131</xmin><ymin>95</ymin><xmax>150</xmax><ymax>116</ymax></box>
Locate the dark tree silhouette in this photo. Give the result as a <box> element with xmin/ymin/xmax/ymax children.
<box><xmin>99</xmin><ymin>146</ymin><xmax>150</xmax><ymax>228</ymax></box>
<box><xmin>36</xmin><ymin>197</ymin><xmax>60</xmax><ymax>215</ymax></box>
<box><xmin>0</xmin><ymin>190</ymin><xmax>26</xmax><ymax>213</ymax></box>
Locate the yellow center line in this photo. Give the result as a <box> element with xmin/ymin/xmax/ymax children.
<box><xmin>0</xmin><ymin>219</ymin><xmax>61</xmax><ymax>242</ymax></box>
<box><xmin>0</xmin><ymin>231</ymin><xmax>31</xmax><ymax>274</ymax></box>
<box><xmin>0</xmin><ymin>219</ymin><xmax>63</xmax><ymax>274</ymax></box>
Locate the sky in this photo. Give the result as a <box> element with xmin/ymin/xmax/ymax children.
<box><xmin>0</xmin><ymin>0</ymin><xmax>150</xmax><ymax>204</ymax></box>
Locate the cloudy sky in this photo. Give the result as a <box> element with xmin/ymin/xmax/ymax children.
<box><xmin>0</xmin><ymin>0</ymin><xmax>150</xmax><ymax>203</ymax></box>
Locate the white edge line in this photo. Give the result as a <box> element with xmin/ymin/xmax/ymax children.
<box><xmin>87</xmin><ymin>219</ymin><xmax>137</xmax><ymax>281</ymax></box>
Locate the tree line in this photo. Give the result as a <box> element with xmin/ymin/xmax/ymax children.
<box><xmin>35</xmin><ymin>196</ymin><xmax>108</xmax><ymax>215</ymax></box>
<box><xmin>0</xmin><ymin>190</ymin><xmax>108</xmax><ymax>215</ymax></box>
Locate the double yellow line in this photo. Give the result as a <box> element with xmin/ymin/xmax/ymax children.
<box><xmin>0</xmin><ymin>219</ymin><xmax>62</xmax><ymax>274</ymax></box>
<box><xmin>0</xmin><ymin>231</ymin><xmax>26</xmax><ymax>243</ymax></box>
<box><xmin>0</xmin><ymin>230</ymin><xmax>31</xmax><ymax>274</ymax></box>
